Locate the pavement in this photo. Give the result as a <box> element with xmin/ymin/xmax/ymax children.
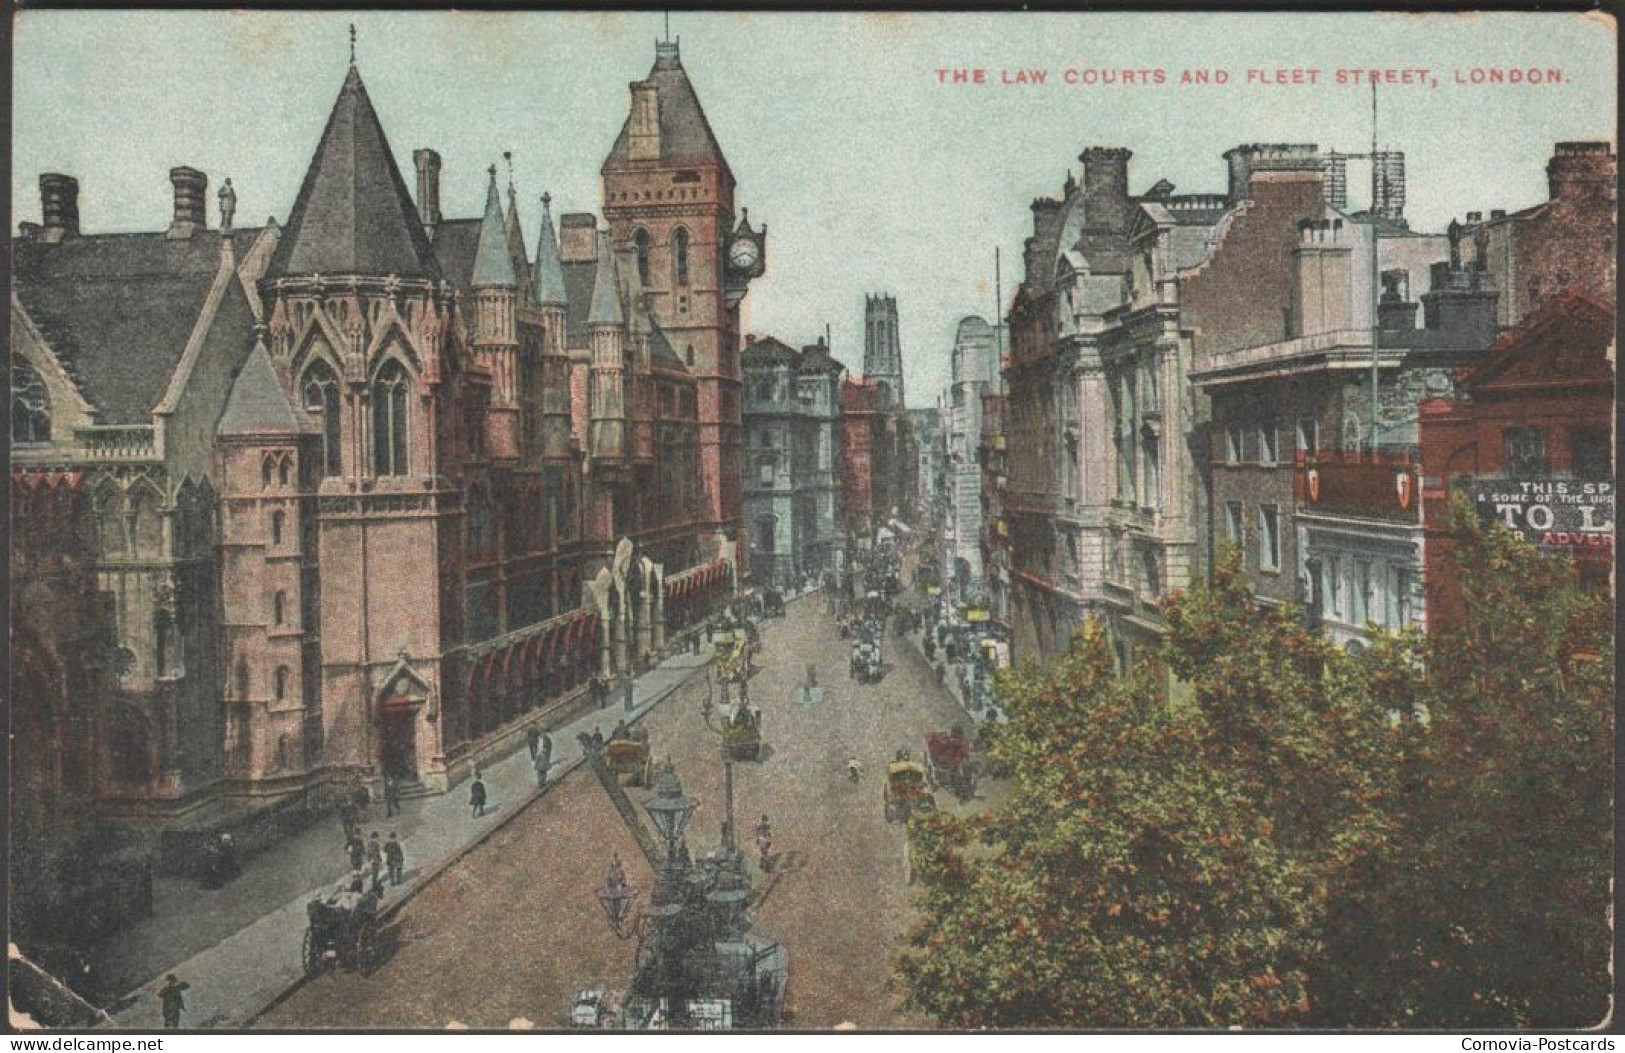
<box><xmin>95</xmin><ymin>646</ymin><xmax>713</xmax><ymax>1031</ymax></box>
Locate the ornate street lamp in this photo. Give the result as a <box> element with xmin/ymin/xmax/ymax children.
<box><xmin>597</xmin><ymin>876</ymin><xmax>640</xmax><ymax>938</ymax></box>
<box><xmin>643</xmin><ymin>760</ymin><xmax>695</xmax><ymax>856</ymax></box>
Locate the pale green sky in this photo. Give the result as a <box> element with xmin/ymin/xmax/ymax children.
<box><xmin>12</xmin><ymin>10</ymin><xmax>1615</xmax><ymax>405</ymax></box>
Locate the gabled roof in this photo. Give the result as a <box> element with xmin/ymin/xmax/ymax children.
<box><xmin>602</xmin><ymin>41</ymin><xmax>730</xmax><ymax>176</ymax></box>
<box><xmin>218</xmin><ymin>341</ymin><xmax>314</xmax><ymax>437</ymax></box>
<box><xmin>13</xmin><ymin>229</ymin><xmax>257</xmax><ymax>425</ymax></box>
<box><xmin>532</xmin><ymin>196</ymin><xmax>568</xmax><ymax>306</ymax></box>
<box><xmin>267</xmin><ymin>65</ymin><xmax>440</xmax><ymax>280</ymax></box>
<box><xmin>1461</xmin><ymin>286</ymin><xmax>1615</xmax><ymax>393</ymax></box>
<box><xmin>471</xmin><ymin>167</ymin><xmax>517</xmax><ymax>288</ymax></box>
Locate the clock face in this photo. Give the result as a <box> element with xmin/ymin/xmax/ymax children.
<box><xmin>729</xmin><ymin>237</ymin><xmax>760</xmax><ymax>271</ymax></box>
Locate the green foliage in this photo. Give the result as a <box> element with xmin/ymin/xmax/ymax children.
<box><xmin>1316</xmin><ymin>501</ymin><xmax>1613</xmax><ymax>1028</ymax></box>
<box><xmin>895</xmin><ymin>517</ymin><xmax>1612</xmax><ymax>1029</ymax></box>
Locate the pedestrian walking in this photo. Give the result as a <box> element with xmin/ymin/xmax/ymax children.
<box><xmin>526</xmin><ymin>726</ymin><xmax>540</xmax><ymax>761</ymax></box>
<box><xmin>351</xmin><ymin>784</ymin><xmax>371</xmax><ymax>821</ymax></box>
<box><xmin>384</xmin><ymin>832</ymin><xmax>405</xmax><ymax>886</ymax></box>
<box><xmin>346</xmin><ymin>832</ymin><xmax>366</xmax><ymax>872</ymax></box>
<box><xmin>383</xmin><ymin>776</ymin><xmax>401</xmax><ymax>818</ymax></box>
<box><xmin>366</xmin><ymin>831</ymin><xmax>383</xmax><ymax>886</ymax></box>
<box><xmin>158</xmin><ymin>974</ymin><xmax>189</xmax><ymax>1029</ymax></box>
<box><xmin>469</xmin><ymin>770</ymin><xmax>488</xmax><ymax>818</ymax></box>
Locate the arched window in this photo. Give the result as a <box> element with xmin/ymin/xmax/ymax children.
<box><xmin>11</xmin><ymin>356</ymin><xmax>50</xmax><ymax>443</ymax></box>
<box><xmin>301</xmin><ymin>361</ymin><xmax>342</xmax><ymax>477</ymax></box>
<box><xmin>271</xmin><ymin>509</ymin><xmax>285</xmax><ymax>546</ymax></box>
<box><xmin>685</xmin><ymin>345</ymin><xmax>695</xmax><ymax>367</ymax></box>
<box><xmin>672</xmin><ymin>227</ymin><xmax>690</xmax><ymax>286</ymax></box>
<box><xmin>272</xmin><ymin>590</ymin><xmax>286</xmax><ymax>626</ymax></box>
<box><xmin>261</xmin><ymin>457</ymin><xmax>274</xmax><ymax>487</ymax></box>
<box><xmin>371</xmin><ymin>360</ymin><xmax>410</xmax><ymax>477</ymax></box>
<box><xmin>633</xmin><ymin>228</ymin><xmax>652</xmax><ymax>287</ymax></box>
<box><xmin>278</xmin><ymin>458</ymin><xmax>290</xmax><ymax>486</ymax></box>
<box><xmin>274</xmin><ymin>665</ymin><xmax>289</xmax><ymax>702</ymax></box>
<box><xmin>235</xmin><ymin>659</ymin><xmax>250</xmax><ymax>699</ymax></box>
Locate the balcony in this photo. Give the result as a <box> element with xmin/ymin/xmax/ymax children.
<box><xmin>1295</xmin><ymin>448</ymin><xmax>1422</xmax><ymax>523</ymax></box>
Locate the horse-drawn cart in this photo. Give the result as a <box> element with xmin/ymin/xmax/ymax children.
<box><xmin>883</xmin><ymin>758</ymin><xmax>936</xmax><ymax>822</ymax></box>
<box><xmin>604</xmin><ymin>728</ymin><xmax>653</xmax><ymax>787</ymax></box>
<box><xmin>304</xmin><ymin>883</ymin><xmax>382</xmax><ymax>975</ymax></box>
<box><xmin>924</xmin><ymin>728</ymin><xmax>975</xmax><ymax>802</ymax></box>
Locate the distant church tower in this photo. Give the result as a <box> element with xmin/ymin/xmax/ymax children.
<box><xmin>864</xmin><ymin>294</ymin><xmax>904</xmax><ymax>409</ymax></box>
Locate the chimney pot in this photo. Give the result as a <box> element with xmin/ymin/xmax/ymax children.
<box><xmin>168</xmin><ymin>166</ymin><xmax>208</xmax><ymax>239</ymax></box>
<box><xmin>39</xmin><ymin>173</ymin><xmax>80</xmax><ymax>240</ymax></box>
<box><xmin>1490</xmin><ymin>209</ymin><xmax>1507</xmax><ymax>220</ymax></box>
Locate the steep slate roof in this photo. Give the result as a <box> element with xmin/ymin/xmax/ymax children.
<box><xmin>267</xmin><ymin>65</ymin><xmax>440</xmax><ymax>279</ymax></box>
<box><xmin>798</xmin><ymin>341</ymin><xmax>846</xmax><ymax>375</ymax></box>
<box><xmin>602</xmin><ymin>42</ymin><xmax>730</xmax><ymax>175</ymax></box>
<box><xmin>218</xmin><ymin>341</ymin><xmax>313</xmax><ymax>436</ymax></box>
<box><xmin>12</xmin><ymin>230</ymin><xmax>256</xmax><ymax>425</ymax></box>
<box><xmin>561</xmin><ymin>259</ymin><xmax>598</xmax><ymax>347</ymax></box>
<box><xmin>471</xmin><ymin>168</ymin><xmax>517</xmax><ymax>288</ymax></box>
<box><xmin>532</xmin><ymin>198</ymin><xmax>569</xmax><ymax>306</ymax></box>
<box><xmin>587</xmin><ymin>232</ymin><xmax>624</xmax><ymax>327</ymax></box>
<box><xmin>429</xmin><ymin>219</ymin><xmax>482</xmax><ymax>307</ymax></box>
<box><xmin>646</xmin><ymin>319</ymin><xmax>685</xmax><ymax>370</ymax></box>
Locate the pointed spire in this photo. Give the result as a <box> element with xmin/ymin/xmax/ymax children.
<box><xmin>502</xmin><ymin>152</ymin><xmax>528</xmax><ymax>279</ymax></box>
<box><xmin>587</xmin><ymin>231</ymin><xmax>623</xmax><ymax>327</ymax></box>
<box><xmin>267</xmin><ymin>64</ymin><xmax>439</xmax><ymax>279</ymax></box>
<box><xmin>532</xmin><ymin>193</ymin><xmax>568</xmax><ymax>306</ymax></box>
<box><xmin>471</xmin><ymin>164</ymin><xmax>516</xmax><ymax>288</ymax></box>
<box><xmin>349</xmin><ymin>23</ymin><xmax>357</xmax><ymax>65</ymax></box>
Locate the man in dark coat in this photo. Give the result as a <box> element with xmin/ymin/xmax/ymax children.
<box><xmin>526</xmin><ymin>726</ymin><xmax>540</xmax><ymax>761</ymax></box>
<box><xmin>383</xmin><ymin>776</ymin><xmax>401</xmax><ymax>818</ymax></box>
<box><xmin>346</xmin><ymin>832</ymin><xmax>366</xmax><ymax>872</ymax></box>
<box><xmin>384</xmin><ymin>832</ymin><xmax>405</xmax><ymax>886</ymax></box>
<box><xmin>366</xmin><ymin>832</ymin><xmax>384</xmax><ymax>887</ymax></box>
<box><xmin>158</xmin><ymin>974</ymin><xmax>189</xmax><ymax>1029</ymax></box>
<box><xmin>469</xmin><ymin>772</ymin><xmax>488</xmax><ymax>818</ymax></box>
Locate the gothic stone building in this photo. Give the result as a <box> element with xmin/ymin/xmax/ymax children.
<box><xmin>10</xmin><ymin>40</ymin><xmax>759</xmax><ymax>952</ymax></box>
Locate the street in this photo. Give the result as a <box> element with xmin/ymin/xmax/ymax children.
<box><xmin>258</xmin><ymin>588</ymin><xmax>987</xmax><ymax>1030</ymax></box>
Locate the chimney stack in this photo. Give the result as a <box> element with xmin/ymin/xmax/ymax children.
<box><xmin>39</xmin><ymin>174</ymin><xmax>80</xmax><ymax>242</ymax></box>
<box><xmin>628</xmin><ymin>81</ymin><xmax>660</xmax><ymax>162</ymax></box>
<box><xmin>1547</xmin><ymin>141</ymin><xmax>1615</xmax><ymax>201</ymax></box>
<box><xmin>1078</xmin><ymin>147</ymin><xmax>1134</xmax><ymax>232</ymax></box>
<box><xmin>413</xmin><ymin>148</ymin><xmax>442</xmax><ymax>238</ymax></box>
<box><xmin>167</xmin><ymin>166</ymin><xmax>208</xmax><ymax>239</ymax></box>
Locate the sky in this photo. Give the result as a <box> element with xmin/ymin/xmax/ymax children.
<box><xmin>12</xmin><ymin>11</ymin><xmax>1616</xmax><ymax>406</ymax></box>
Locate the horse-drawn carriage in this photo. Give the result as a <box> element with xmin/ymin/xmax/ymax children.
<box><xmin>850</xmin><ymin>638</ymin><xmax>883</xmax><ymax>683</ymax></box>
<box><xmin>604</xmin><ymin>727</ymin><xmax>654</xmax><ymax>786</ymax></box>
<box><xmin>304</xmin><ymin>882</ymin><xmax>382</xmax><ymax>975</ymax></box>
<box><xmin>721</xmin><ymin>702</ymin><xmax>763</xmax><ymax>761</ymax></box>
<box><xmin>924</xmin><ymin>728</ymin><xmax>975</xmax><ymax>802</ymax></box>
<box><xmin>883</xmin><ymin>756</ymin><xmax>936</xmax><ymax>822</ymax></box>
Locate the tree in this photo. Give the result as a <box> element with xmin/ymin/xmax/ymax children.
<box><xmin>895</xmin><ymin>550</ymin><xmax>1401</xmax><ymax>1027</ymax></box>
<box><xmin>1315</xmin><ymin>504</ymin><xmax>1613</xmax><ymax>1028</ymax></box>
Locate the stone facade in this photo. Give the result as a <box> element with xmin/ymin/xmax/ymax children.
<box><xmin>741</xmin><ymin>335</ymin><xmax>846</xmax><ymax>586</ymax></box>
<box><xmin>9</xmin><ymin>39</ymin><xmax>750</xmax><ymax>856</ymax></box>
<box><xmin>943</xmin><ymin>316</ymin><xmax>1001</xmax><ymax>596</ymax></box>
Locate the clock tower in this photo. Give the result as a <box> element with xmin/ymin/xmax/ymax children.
<box><xmin>602</xmin><ymin>37</ymin><xmax>765</xmax><ymax>562</ymax></box>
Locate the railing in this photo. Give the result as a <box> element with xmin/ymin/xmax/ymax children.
<box><xmin>76</xmin><ymin>425</ymin><xmax>157</xmax><ymax>460</ymax></box>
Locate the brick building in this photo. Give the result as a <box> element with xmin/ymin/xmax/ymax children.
<box><xmin>840</xmin><ymin>376</ymin><xmax>890</xmax><ymax>549</ymax></box>
<box><xmin>1419</xmin><ymin>288</ymin><xmax>1614</xmax><ymax>634</ymax></box>
<box><xmin>8</xmin><ymin>36</ymin><xmax>756</xmax><ymax>902</ymax></box>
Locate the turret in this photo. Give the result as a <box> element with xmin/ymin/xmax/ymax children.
<box><xmin>472</xmin><ymin>165</ymin><xmax>520</xmax><ymax>463</ymax></box>
<box><xmin>588</xmin><ymin>231</ymin><xmax>627</xmax><ymax>461</ymax></box>
<box><xmin>533</xmin><ymin>193</ymin><xmax>573</xmax><ymax>463</ymax></box>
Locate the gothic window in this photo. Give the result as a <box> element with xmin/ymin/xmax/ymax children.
<box><xmin>11</xmin><ymin>356</ymin><xmax>50</xmax><ymax>444</ymax></box>
<box><xmin>686</xmin><ymin>345</ymin><xmax>695</xmax><ymax>367</ymax></box>
<box><xmin>633</xmin><ymin>228</ymin><xmax>652</xmax><ymax>287</ymax></box>
<box><xmin>302</xmin><ymin>361</ymin><xmax>342</xmax><ymax>477</ymax></box>
<box><xmin>155</xmin><ymin>610</ymin><xmax>176</xmax><ymax>677</ymax></box>
<box><xmin>672</xmin><ymin>227</ymin><xmax>690</xmax><ymax>286</ymax></box>
<box><xmin>272</xmin><ymin>590</ymin><xmax>286</xmax><ymax>626</ymax></box>
<box><xmin>371</xmin><ymin>360</ymin><xmax>410</xmax><ymax>477</ymax></box>
<box><xmin>235</xmin><ymin>658</ymin><xmax>250</xmax><ymax>700</ymax></box>
<box><xmin>278</xmin><ymin>458</ymin><xmax>290</xmax><ymax>486</ymax></box>
<box><xmin>274</xmin><ymin>665</ymin><xmax>289</xmax><ymax>703</ymax></box>
<box><xmin>271</xmin><ymin>509</ymin><xmax>285</xmax><ymax>546</ymax></box>
<box><xmin>262</xmin><ymin>457</ymin><xmax>275</xmax><ymax>487</ymax></box>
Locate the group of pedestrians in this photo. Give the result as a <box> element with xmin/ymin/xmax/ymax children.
<box><xmin>344</xmin><ymin>828</ymin><xmax>407</xmax><ymax>891</ymax></box>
